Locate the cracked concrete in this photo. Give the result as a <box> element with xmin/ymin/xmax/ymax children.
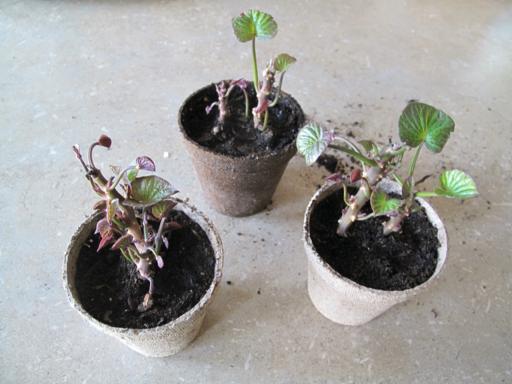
<box><xmin>1</xmin><ymin>0</ymin><xmax>511</xmax><ymax>383</ymax></box>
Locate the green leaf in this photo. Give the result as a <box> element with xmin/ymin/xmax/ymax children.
<box><xmin>232</xmin><ymin>10</ymin><xmax>277</xmax><ymax>42</ymax></box>
<box><xmin>128</xmin><ymin>176</ymin><xmax>178</xmax><ymax>208</ymax></box>
<box><xmin>274</xmin><ymin>53</ymin><xmax>296</xmax><ymax>72</ymax></box>
<box><xmin>370</xmin><ymin>190</ymin><xmax>402</xmax><ymax>215</ymax></box>
<box><xmin>127</xmin><ymin>168</ymin><xmax>138</xmax><ymax>183</ymax></box>
<box><xmin>151</xmin><ymin>200</ymin><xmax>177</xmax><ymax>220</ymax></box>
<box><xmin>434</xmin><ymin>170</ymin><xmax>478</xmax><ymax>199</ymax></box>
<box><xmin>296</xmin><ymin>123</ymin><xmax>330</xmax><ymax>166</ymax></box>
<box><xmin>358</xmin><ymin>140</ymin><xmax>379</xmax><ymax>155</ymax></box>
<box><xmin>399</xmin><ymin>102</ymin><xmax>454</xmax><ymax>153</ymax></box>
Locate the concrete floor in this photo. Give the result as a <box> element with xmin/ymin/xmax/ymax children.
<box><xmin>1</xmin><ymin>0</ymin><xmax>511</xmax><ymax>383</ymax></box>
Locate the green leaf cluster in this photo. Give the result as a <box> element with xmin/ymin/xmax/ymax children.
<box><xmin>232</xmin><ymin>10</ymin><xmax>277</xmax><ymax>42</ymax></box>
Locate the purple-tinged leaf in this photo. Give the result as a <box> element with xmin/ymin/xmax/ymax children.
<box><xmin>350</xmin><ymin>168</ymin><xmax>362</xmax><ymax>183</ymax></box>
<box><xmin>98</xmin><ymin>135</ymin><xmax>112</xmax><ymax>149</ymax></box>
<box><xmin>136</xmin><ymin>156</ymin><xmax>156</xmax><ymax>172</ymax></box>
<box><xmin>111</xmin><ymin>233</ymin><xmax>133</xmax><ymax>250</ymax></box>
<box><xmin>95</xmin><ymin>218</ymin><xmax>111</xmax><ymax>236</ymax></box>
<box><xmin>155</xmin><ymin>255</ymin><xmax>164</xmax><ymax>269</ymax></box>
<box><xmin>97</xmin><ymin>234</ymin><xmax>113</xmax><ymax>251</ymax></box>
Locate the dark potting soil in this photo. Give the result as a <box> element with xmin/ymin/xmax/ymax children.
<box><xmin>75</xmin><ymin>211</ymin><xmax>215</xmax><ymax>329</ymax></box>
<box><xmin>180</xmin><ymin>82</ymin><xmax>304</xmax><ymax>156</ymax></box>
<box><xmin>316</xmin><ymin>154</ymin><xmax>339</xmax><ymax>173</ymax></box>
<box><xmin>309</xmin><ymin>189</ymin><xmax>440</xmax><ymax>290</ymax></box>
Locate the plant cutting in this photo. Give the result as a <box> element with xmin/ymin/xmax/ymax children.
<box><xmin>297</xmin><ymin>102</ymin><xmax>478</xmax><ymax>325</ymax></box>
<box><xmin>179</xmin><ymin>9</ymin><xmax>304</xmax><ymax>216</ymax></box>
<box><xmin>63</xmin><ymin>135</ymin><xmax>223</xmax><ymax>357</ymax></box>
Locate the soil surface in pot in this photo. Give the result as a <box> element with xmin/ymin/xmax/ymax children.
<box><xmin>180</xmin><ymin>82</ymin><xmax>304</xmax><ymax>156</ymax></box>
<box><xmin>310</xmin><ymin>189</ymin><xmax>440</xmax><ymax>290</ymax></box>
<box><xmin>75</xmin><ymin>211</ymin><xmax>215</xmax><ymax>329</ymax></box>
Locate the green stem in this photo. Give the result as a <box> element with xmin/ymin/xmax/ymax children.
<box><xmin>110</xmin><ymin>166</ymin><xmax>135</xmax><ymax>192</ymax></box>
<box><xmin>262</xmin><ymin>110</ymin><xmax>269</xmax><ymax>130</ymax></box>
<box><xmin>408</xmin><ymin>144</ymin><xmax>422</xmax><ymax>178</ymax></box>
<box><xmin>415</xmin><ymin>191</ymin><xmax>440</xmax><ymax>198</ymax></box>
<box><xmin>269</xmin><ymin>72</ymin><xmax>285</xmax><ymax>107</ymax></box>
<box><xmin>251</xmin><ymin>38</ymin><xmax>259</xmax><ymax>94</ymax></box>
<box><xmin>328</xmin><ymin>144</ymin><xmax>379</xmax><ymax>167</ymax></box>
<box><xmin>120</xmin><ymin>248</ymin><xmax>133</xmax><ymax>263</ymax></box>
<box><xmin>342</xmin><ymin>184</ymin><xmax>350</xmax><ymax>206</ymax></box>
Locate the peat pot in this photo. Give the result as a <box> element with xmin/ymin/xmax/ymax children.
<box><xmin>303</xmin><ymin>180</ymin><xmax>448</xmax><ymax>325</ymax></box>
<box><xmin>178</xmin><ymin>82</ymin><xmax>305</xmax><ymax>217</ymax></box>
<box><xmin>63</xmin><ymin>199</ymin><xmax>223</xmax><ymax>357</ymax></box>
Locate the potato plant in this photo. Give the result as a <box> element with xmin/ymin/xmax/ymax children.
<box><xmin>207</xmin><ymin>10</ymin><xmax>296</xmax><ymax>132</ymax></box>
<box><xmin>73</xmin><ymin>135</ymin><xmax>181</xmax><ymax>310</ymax></box>
<box><xmin>297</xmin><ymin>102</ymin><xmax>479</xmax><ymax>236</ymax></box>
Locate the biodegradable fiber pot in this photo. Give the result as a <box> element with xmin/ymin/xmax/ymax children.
<box><xmin>178</xmin><ymin>82</ymin><xmax>305</xmax><ymax>217</ymax></box>
<box><xmin>63</xmin><ymin>199</ymin><xmax>223</xmax><ymax>357</ymax></box>
<box><xmin>303</xmin><ymin>180</ymin><xmax>448</xmax><ymax>326</ymax></box>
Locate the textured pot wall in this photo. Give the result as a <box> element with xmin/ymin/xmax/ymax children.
<box><xmin>179</xmin><ymin>83</ymin><xmax>305</xmax><ymax>217</ymax></box>
<box><xmin>63</xmin><ymin>200</ymin><xmax>223</xmax><ymax>357</ymax></box>
<box><xmin>304</xmin><ymin>180</ymin><xmax>448</xmax><ymax>325</ymax></box>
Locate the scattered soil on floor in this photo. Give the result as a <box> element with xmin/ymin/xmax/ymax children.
<box><xmin>309</xmin><ymin>188</ymin><xmax>439</xmax><ymax>290</ymax></box>
<box><xmin>76</xmin><ymin>211</ymin><xmax>215</xmax><ymax>329</ymax></box>
<box><xmin>180</xmin><ymin>82</ymin><xmax>304</xmax><ymax>157</ymax></box>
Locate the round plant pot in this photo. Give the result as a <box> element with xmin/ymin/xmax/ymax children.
<box><xmin>178</xmin><ymin>82</ymin><xmax>305</xmax><ymax>217</ymax></box>
<box><xmin>63</xmin><ymin>199</ymin><xmax>223</xmax><ymax>357</ymax></box>
<box><xmin>303</xmin><ymin>180</ymin><xmax>448</xmax><ymax>326</ymax></box>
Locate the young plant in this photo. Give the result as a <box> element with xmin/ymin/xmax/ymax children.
<box><xmin>73</xmin><ymin>135</ymin><xmax>181</xmax><ymax>311</ymax></box>
<box><xmin>206</xmin><ymin>79</ymin><xmax>249</xmax><ymax>134</ymax></box>
<box><xmin>297</xmin><ymin>102</ymin><xmax>478</xmax><ymax>236</ymax></box>
<box><xmin>232</xmin><ymin>10</ymin><xmax>296</xmax><ymax>130</ymax></box>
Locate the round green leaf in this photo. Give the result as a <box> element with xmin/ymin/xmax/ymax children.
<box><xmin>370</xmin><ymin>190</ymin><xmax>402</xmax><ymax>215</ymax></box>
<box><xmin>129</xmin><ymin>176</ymin><xmax>178</xmax><ymax>208</ymax></box>
<box><xmin>151</xmin><ymin>200</ymin><xmax>177</xmax><ymax>220</ymax></box>
<box><xmin>435</xmin><ymin>169</ymin><xmax>478</xmax><ymax>199</ymax></box>
<box><xmin>232</xmin><ymin>10</ymin><xmax>277</xmax><ymax>42</ymax></box>
<box><xmin>274</xmin><ymin>53</ymin><xmax>296</xmax><ymax>72</ymax></box>
<box><xmin>296</xmin><ymin>123</ymin><xmax>330</xmax><ymax>166</ymax></box>
<box><xmin>399</xmin><ymin>102</ymin><xmax>454</xmax><ymax>153</ymax></box>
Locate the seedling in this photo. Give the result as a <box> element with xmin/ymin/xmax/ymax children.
<box><xmin>207</xmin><ymin>10</ymin><xmax>296</xmax><ymax>133</ymax></box>
<box><xmin>206</xmin><ymin>79</ymin><xmax>249</xmax><ymax>133</ymax></box>
<box><xmin>73</xmin><ymin>135</ymin><xmax>181</xmax><ymax>310</ymax></box>
<box><xmin>297</xmin><ymin>102</ymin><xmax>478</xmax><ymax>236</ymax></box>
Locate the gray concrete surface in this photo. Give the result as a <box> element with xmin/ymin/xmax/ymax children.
<box><xmin>1</xmin><ymin>1</ymin><xmax>511</xmax><ymax>383</ymax></box>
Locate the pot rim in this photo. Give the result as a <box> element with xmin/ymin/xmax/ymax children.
<box><xmin>303</xmin><ymin>180</ymin><xmax>448</xmax><ymax>298</ymax></box>
<box><xmin>63</xmin><ymin>198</ymin><xmax>224</xmax><ymax>335</ymax></box>
<box><xmin>177</xmin><ymin>80</ymin><xmax>305</xmax><ymax>161</ymax></box>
